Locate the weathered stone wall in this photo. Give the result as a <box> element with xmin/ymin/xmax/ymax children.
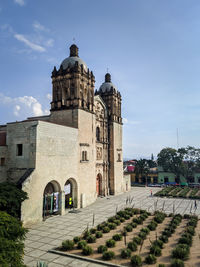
<box><xmin>50</xmin><ymin>109</ymin><xmax>78</xmax><ymax>128</ymax></box>
<box><xmin>77</xmin><ymin>109</ymin><xmax>96</xmax><ymax>207</ymax></box>
<box><xmin>0</xmin><ymin>146</ymin><xmax>8</xmax><ymax>182</ymax></box>
<box><xmin>5</xmin><ymin>121</ymin><xmax>37</xmax><ymax>183</ymax></box>
<box><xmin>21</xmin><ymin>120</ymin><xmax>78</xmax><ymax>225</ymax></box>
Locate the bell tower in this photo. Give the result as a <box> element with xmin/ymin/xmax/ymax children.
<box><xmin>51</xmin><ymin>44</ymin><xmax>95</xmax><ymax>114</ymax></box>
<box><xmin>95</xmin><ymin>73</ymin><xmax>123</xmax><ymax>195</ymax></box>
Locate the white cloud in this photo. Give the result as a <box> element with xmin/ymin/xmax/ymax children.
<box><xmin>14</xmin><ymin>0</ymin><xmax>25</xmax><ymax>6</ymax></box>
<box><xmin>0</xmin><ymin>93</ymin><xmax>49</xmax><ymax>118</ymax></box>
<box><xmin>14</xmin><ymin>34</ymin><xmax>46</xmax><ymax>52</ymax></box>
<box><xmin>14</xmin><ymin>105</ymin><xmax>21</xmax><ymax>116</ymax></box>
<box><xmin>45</xmin><ymin>38</ymin><xmax>54</xmax><ymax>47</ymax></box>
<box><xmin>46</xmin><ymin>93</ymin><xmax>51</xmax><ymax>100</ymax></box>
<box><xmin>33</xmin><ymin>21</ymin><xmax>49</xmax><ymax>32</ymax></box>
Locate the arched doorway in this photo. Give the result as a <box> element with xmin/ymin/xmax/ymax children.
<box><xmin>43</xmin><ymin>180</ymin><xmax>61</xmax><ymax>218</ymax></box>
<box><xmin>64</xmin><ymin>178</ymin><xmax>77</xmax><ymax>209</ymax></box>
<box><xmin>96</xmin><ymin>173</ymin><xmax>102</xmax><ymax>196</ymax></box>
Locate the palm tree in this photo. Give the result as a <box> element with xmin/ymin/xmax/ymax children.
<box><xmin>134</xmin><ymin>159</ymin><xmax>150</xmax><ymax>185</ymax></box>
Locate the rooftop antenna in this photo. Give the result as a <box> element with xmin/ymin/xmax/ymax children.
<box><xmin>177</xmin><ymin>128</ymin><xmax>179</xmax><ymax>149</ymax></box>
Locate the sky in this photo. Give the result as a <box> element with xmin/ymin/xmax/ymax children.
<box><xmin>0</xmin><ymin>0</ymin><xmax>200</xmax><ymax>159</ymax></box>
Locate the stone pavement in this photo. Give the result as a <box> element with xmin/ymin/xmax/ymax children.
<box><xmin>24</xmin><ymin>187</ymin><xmax>200</xmax><ymax>267</ymax></box>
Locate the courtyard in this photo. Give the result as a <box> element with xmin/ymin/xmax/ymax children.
<box><xmin>24</xmin><ymin>187</ymin><xmax>200</xmax><ymax>267</ymax></box>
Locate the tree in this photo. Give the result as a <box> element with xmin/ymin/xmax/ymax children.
<box><xmin>183</xmin><ymin>146</ymin><xmax>200</xmax><ymax>182</ymax></box>
<box><xmin>0</xmin><ymin>211</ymin><xmax>27</xmax><ymax>267</ymax></box>
<box><xmin>135</xmin><ymin>159</ymin><xmax>150</xmax><ymax>185</ymax></box>
<box><xmin>0</xmin><ymin>182</ymin><xmax>28</xmax><ymax>218</ymax></box>
<box><xmin>157</xmin><ymin>147</ymin><xmax>187</xmax><ymax>183</ymax></box>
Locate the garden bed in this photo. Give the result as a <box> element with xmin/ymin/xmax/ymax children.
<box><xmin>155</xmin><ymin>186</ymin><xmax>200</xmax><ymax>199</ymax></box>
<box><xmin>53</xmin><ymin>208</ymin><xmax>199</xmax><ymax>266</ymax></box>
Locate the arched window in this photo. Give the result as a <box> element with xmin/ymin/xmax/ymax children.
<box><xmin>96</xmin><ymin>127</ymin><xmax>100</xmax><ymax>141</ymax></box>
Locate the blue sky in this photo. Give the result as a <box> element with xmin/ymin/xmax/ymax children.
<box><xmin>0</xmin><ymin>0</ymin><xmax>200</xmax><ymax>159</ymax></box>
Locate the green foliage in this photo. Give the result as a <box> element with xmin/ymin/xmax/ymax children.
<box><xmin>171</xmin><ymin>244</ymin><xmax>190</xmax><ymax>260</ymax></box>
<box><xmin>0</xmin><ymin>182</ymin><xmax>28</xmax><ymax>218</ymax></box>
<box><xmin>106</xmin><ymin>239</ymin><xmax>116</xmax><ymax>248</ymax></box>
<box><xmin>125</xmin><ymin>224</ymin><xmax>133</xmax><ymax>232</ymax></box>
<box><xmin>73</xmin><ymin>236</ymin><xmax>81</xmax><ymax>243</ymax></box>
<box><xmin>141</xmin><ymin>227</ymin><xmax>150</xmax><ymax>234</ymax></box>
<box><xmin>87</xmin><ymin>235</ymin><xmax>96</xmax><ymax>243</ymax></box>
<box><xmin>127</xmin><ymin>241</ymin><xmax>137</xmax><ymax>251</ymax></box>
<box><xmin>97</xmin><ymin>245</ymin><xmax>107</xmax><ymax>253</ymax></box>
<box><xmin>170</xmin><ymin>259</ymin><xmax>185</xmax><ymax>267</ymax></box>
<box><xmin>138</xmin><ymin>231</ymin><xmax>147</xmax><ymax>240</ymax></box>
<box><xmin>89</xmin><ymin>228</ymin><xmax>96</xmax><ymax>234</ymax></box>
<box><xmin>112</xmin><ymin>233</ymin><xmax>122</xmax><ymax>241</ymax></box>
<box><xmin>121</xmin><ymin>248</ymin><xmax>132</xmax><ymax>258</ymax></box>
<box><xmin>154</xmin><ymin>212</ymin><xmax>166</xmax><ymax>223</ymax></box>
<box><xmin>102</xmin><ymin>251</ymin><xmax>115</xmax><ymax>260</ymax></box>
<box><xmin>108</xmin><ymin>222</ymin><xmax>117</xmax><ymax>230</ymax></box>
<box><xmin>83</xmin><ymin>230</ymin><xmax>90</xmax><ymax>240</ymax></box>
<box><xmin>145</xmin><ymin>254</ymin><xmax>157</xmax><ymax>264</ymax></box>
<box><xmin>95</xmin><ymin>231</ymin><xmax>103</xmax><ymax>238</ymax></box>
<box><xmin>82</xmin><ymin>245</ymin><xmax>93</xmax><ymax>255</ymax></box>
<box><xmin>62</xmin><ymin>240</ymin><xmax>74</xmax><ymax>250</ymax></box>
<box><xmin>148</xmin><ymin>221</ymin><xmax>157</xmax><ymax>231</ymax></box>
<box><xmin>133</xmin><ymin>236</ymin><xmax>142</xmax><ymax>245</ymax></box>
<box><xmin>150</xmin><ymin>245</ymin><xmax>162</xmax><ymax>256</ymax></box>
<box><xmin>113</xmin><ymin>219</ymin><xmax>121</xmax><ymax>225</ymax></box>
<box><xmin>0</xmin><ymin>211</ymin><xmax>27</xmax><ymax>267</ymax></box>
<box><xmin>77</xmin><ymin>240</ymin><xmax>87</xmax><ymax>249</ymax></box>
<box><xmin>130</xmin><ymin>255</ymin><xmax>142</xmax><ymax>266</ymax></box>
<box><xmin>152</xmin><ymin>239</ymin><xmax>163</xmax><ymax>249</ymax></box>
<box><xmin>37</xmin><ymin>262</ymin><xmax>48</xmax><ymax>267</ymax></box>
<box><xmin>103</xmin><ymin>226</ymin><xmax>110</xmax><ymax>233</ymax></box>
<box><xmin>159</xmin><ymin>234</ymin><xmax>168</xmax><ymax>243</ymax></box>
<box><xmin>158</xmin><ymin>264</ymin><xmax>166</xmax><ymax>267</ymax></box>
<box><xmin>131</xmin><ymin>222</ymin><xmax>137</xmax><ymax>228</ymax></box>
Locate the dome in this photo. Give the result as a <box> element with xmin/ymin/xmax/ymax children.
<box><xmin>60</xmin><ymin>44</ymin><xmax>88</xmax><ymax>71</ymax></box>
<box><xmin>99</xmin><ymin>73</ymin><xmax>117</xmax><ymax>92</ymax></box>
<box><xmin>61</xmin><ymin>56</ymin><xmax>88</xmax><ymax>71</ymax></box>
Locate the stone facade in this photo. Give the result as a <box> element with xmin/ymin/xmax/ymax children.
<box><xmin>0</xmin><ymin>44</ymin><xmax>130</xmax><ymax>226</ymax></box>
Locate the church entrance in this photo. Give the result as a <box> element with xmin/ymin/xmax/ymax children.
<box><xmin>96</xmin><ymin>173</ymin><xmax>102</xmax><ymax>196</ymax></box>
<box><xmin>43</xmin><ymin>180</ymin><xmax>61</xmax><ymax>219</ymax></box>
<box><xmin>64</xmin><ymin>178</ymin><xmax>77</xmax><ymax>209</ymax></box>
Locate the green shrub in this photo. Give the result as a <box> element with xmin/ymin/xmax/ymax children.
<box><xmin>132</xmin><ymin>222</ymin><xmax>137</xmax><ymax>228</ymax></box>
<box><xmin>89</xmin><ymin>228</ymin><xmax>96</xmax><ymax>234</ymax></box>
<box><xmin>133</xmin><ymin>208</ymin><xmax>140</xmax><ymax>214</ymax></box>
<box><xmin>95</xmin><ymin>231</ymin><xmax>103</xmax><ymax>238</ymax></box>
<box><xmin>82</xmin><ymin>245</ymin><xmax>93</xmax><ymax>255</ymax></box>
<box><xmin>0</xmin><ymin>182</ymin><xmax>28</xmax><ymax>218</ymax></box>
<box><xmin>124</xmin><ymin>214</ymin><xmax>131</xmax><ymax>220</ymax></box>
<box><xmin>127</xmin><ymin>241</ymin><xmax>137</xmax><ymax>251</ymax></box>
<box><xmin>152</xmin><ymin>239</ymin><xmax>163</xmax><ymax>249</ymax></box>
<box><xmin>150</xmin><ymin>245</ymin><xmax>162</xmax><ymax>256</ymax></box>
<box><xmin>108</xmin><ymin>222</ymin><xmax>117</xmax><ymax>230</ymax></box>
<box><xmin>159</xmin><ymin>234</ymin><xmax>168</xmax><ymax>243</ymax></box>
<box><xmin>121</xmin><ymin>248</ymin><xmax>132</xmax><ymax>258</ymax></box>
<box><xmin>62</xmin><ymin>240</ymin><xmax>74</xmax><ymax>250</ymax></box>
<box><xmin>170</xmin><ymin>259</ymin><xmax>185</xmax><ymax>267</ymax></box>
<box><xmin>171</xmin><ymin>244</ymin><xmax>189</xmax><ymax>260</ymax></box>
<box><xmin>138</xmin><ymin>231</ymin><xmax>147</xmax><ymax>240</ymax></box>
<box><xmin>125</xmin><ymin>224</ymin><xmax>133</xmax><ymax>232</ymax></box>
<box><xmin>102</xmin><ymin>251</ymin><xmax>115</xmax><ymax>260</ymax></box>
<box><xmin>112</xmin><ymin>233</ymin><xmax>122</xmax><ymax>241</ymax></box>
<box><xmin>83</xmin><ymin>230</ymin><xmax>90</xmax><ymax>240</ymax></box>
<box><xmin>133</xmin><ymin>236</ymin><xmax>142</xmax><ymax>245</ymax></box>
<box><xmin>73</xmin><ymin>236</ymin><xmax>81</xmax><ymax>243</ymax></box>
<box><xmin>162</xmin><ymin>229</ymin><xmax>172</xmax><ymax>238</ymax></box>
<box><xmin>178</xmin><ymin>235</ymin><xmax>192</xmax><ymax>246</ymax></box>
<box><xmin>148</xmin><ymin>221</ymin><xmax>157</xmax><ymax>231</ymax></box>
<box><xmin>87</xmin><ymin>235</ymin><xmax>96</xmax><ymax>243</ymax></box>
<box><xmin>77</xmin><ymin>240</ymin><xmax>87</xmax><ymax>249</ymax></box>
<box><xmin>130</xmin><ymin>255</ymin><xmax>142</xmax><ymax>266</ymax></box>
<box><xmin>185</xmin><ymin>226</ymin><xmax>195</xmax><ymax>236</ymax></box>
<box><xmin>108</xmin><ymin>216</ymin><xmax>115</xmax><ymax>222</ymax></box>
<box><xmin>97</xmin><ymin>245</ymin><xmax>108</xmax><ymax>253</ymax></box>
<box><xmin>97</xmin><ymin>224</ymin><xmax>104</xmax><ymax>231</ymax></box>
<box><xmin>183</xmin><ymin>214</ymin><xmax>191</xmax><ymax>219</ymax></box>
<box><xmin>145</xmin><ymin>254</ymin><xmax>157</xmax><ymax>264</ymax></box>
<box><xmin>141</xmin><ymin>227</ymin><xmax>150</xmax><ymax>234</ymax></box>
<box><xmin>103</xmin><ymin>226</ymin><xmax>110</xmax><ymax>233</ymax></box>
<box><xmin>158</xmin><ymin>264</ymin><xmax>166</xmax><ymax>267</ymax></box>
<box><xmin>106</xmin><ymin>239</ymin><xmax>116</xmax><ymax>248</ymax></box>
<box><xmin>120</xmin><ymin>217</ymin><xmax>125</xmax><ymax>222</ymax></box>
<box><xmin>113</xmin><ymin>219</ymin><xmax>121</xmax><ymax>225</ymax></box>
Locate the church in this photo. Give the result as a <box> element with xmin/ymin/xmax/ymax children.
<box><xmin>0</xmin><ymin>44</ymin><xmax>130</xmax><ymax>226</ymax></box>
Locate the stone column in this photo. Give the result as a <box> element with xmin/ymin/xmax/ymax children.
<box><xmin>60</xmin><ymin>191</ymin><xmax>65</xmax><ymax>215</ymax></box>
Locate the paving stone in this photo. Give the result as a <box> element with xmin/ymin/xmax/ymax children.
<box><xmin>26</xmin><ymin>249</ymin><xmax>47</xmax><ymax>258</ymax></box>
<box><xmin>24</xmin><ymin>255</ymin><xmax>35</xmax><ymax>264</ymax></box>
<box><xmin>27</xmin><ymin>241</ymin><xmax>44</xmax><ymax>249</ymax></box>
<box><xmin>48</xmin><ymin>263</ymin><xmax>65</xmax><ymax>267</ymax></box>
<box><xmin>40</xmin><ymin>252</ymin><xmax>60</xmax><ymax>261</ymax></box>
<box><xmin>53</xmin><ymin>256</ymin><xmax>73</xmax><ymax>265</ymax></box>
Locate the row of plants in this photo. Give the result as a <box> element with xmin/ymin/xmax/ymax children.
<box><xmin>170</xmin><ymin>215</ymin><xmax>198</xmax><ymax>267</ymax></box>
<box><xmin>115</xmin><ymin>211</ymin><xmax>166</xmax><ymax>266</ymax></box>
<box><xmin>60</xmin><ymin>207</ymin><xmax>150</xmax><ymax>259</ymax></box>
<box><xmin>155</xmin><ymin>186</ymin><xmax>200</xmax><ymax>199</ymax></box>
<box><xmin>144</xmin><ymin>213</ymin><xmax>182</xmax><ymax>265</ymax></box>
